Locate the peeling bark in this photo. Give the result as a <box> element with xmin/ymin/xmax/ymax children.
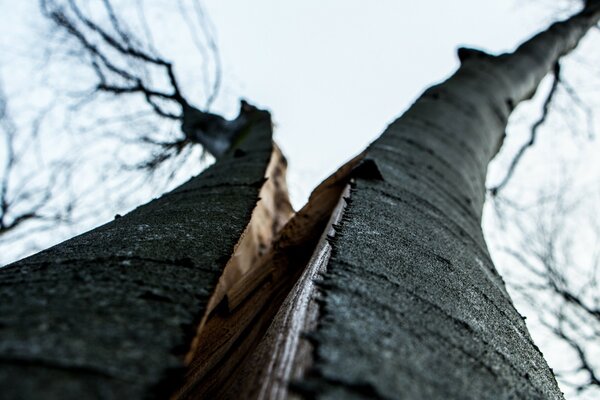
<box><xmin>222</xmin><ymin>185</ymin><xmax>352</xmax><ymax>400</ymax></box>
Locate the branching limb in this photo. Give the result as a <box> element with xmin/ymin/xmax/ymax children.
<box><xmin>490</xmin><ymin>62</ymin><xmax>561</xmax><ymax>196</ymax></box>
<box><xmin>543</xmin><ymin>317</ymin><xmax>600</xmax><ymax>391</ymax></box>
<box><xmin>39</xmin><ymin>0</ymin><xmax>244</xmax><ymax>163</ymax></box>
<box><xmin>0</xmin><ymin>80</ymin><xmax>74</xmax><ymax>242</ymax></box>
<box><xmin>498</xmin><ymin>184</ymin><xmax>600</xmax><ymax>396</ymax></box>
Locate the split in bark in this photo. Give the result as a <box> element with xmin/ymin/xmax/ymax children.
<box><xmin>174</xmin><ymin>153</ymin><xmax>367</xmax><ymax>399</ymax></box>
<box><xmin>1</xmin><ymin>2</ymin><xmax>600</xmax><ymax>399</ymax></box>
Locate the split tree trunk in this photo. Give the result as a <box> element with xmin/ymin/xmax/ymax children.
<box><xmin>1</xmin><ymin>2</ymin><xmax>599</xmax><ymax>400</ymax></box>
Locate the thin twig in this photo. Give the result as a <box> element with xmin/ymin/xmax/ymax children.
<box><xmin>490</xmin><ymin>62</ymin><xmax>561</xmax><ymax>196</ymax></box>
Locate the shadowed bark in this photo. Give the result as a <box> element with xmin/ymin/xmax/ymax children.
<box><xmin>0</xmin><ymin>106</ymin><xmax>274</xmax><ymax>399</ymax></box>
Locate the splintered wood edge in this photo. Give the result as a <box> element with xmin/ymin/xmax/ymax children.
<box><xmin>174</xmin><ymin>149</ymin><xmax>364</xmax><ymax>399</ymax></box>
<box><xmin>182</xmin><ymin>143</ymin><xmax>294</xmax><ymax>366</ymax></box>
<box><xmin>227</xmin><ymin>152</ymin><xmax>365</xmax><ymax>312</ymax></box>
<box><xmin>241</xmin><ymin>185</ymin><xmax>352</xmax><ymax>400</ymax></box>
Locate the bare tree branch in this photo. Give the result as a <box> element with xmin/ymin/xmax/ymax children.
<box><xmin>560</xmin><ymin>76</ymin><xmax>596</xmax><ymax>139</ymax></box>
<box><xmin>491</xmin><ymin>62</ymin><xmax>562</xmax><ymax>195</ymax></box>
<box><xmin>0</xmin><ymin>79</ymin><xmax>75</xmax><ymax>243</ymax></box>
<box><xmin>498</xmin><ymin>183</ymin><xmax>600</xmax><ymax>396</ymax></box>
<box><xmin>39</xmin><ymin>0</ymin><xmax>250</xmax><ymax>165</ymax></box>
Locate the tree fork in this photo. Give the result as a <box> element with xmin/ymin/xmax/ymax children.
<box><xmin>1</xmin><ymin>2</ymin><xmax>599</xmax><ymax>400</ymax></box>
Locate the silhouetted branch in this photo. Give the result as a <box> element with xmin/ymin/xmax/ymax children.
<box><xmin>544</xmin><ymin>317</ymin><xmax>600</xmax><ymax>391</ymax></box>
<box><xmin>491</xmin><ymin>62</ymin><xmax>561</xmax><ymax>195</ymax></box>
<box><xmin>188</xmin><ymin>0</ymin><xmax>222</xmax><ymax>108</ymax></box>
<box><xmin>40</xmin><ymin>0</ymin><xmax>247</xmax><ymax>166</ymax></box>
<box><xmin>0</xmin><ymin>79</ymin><xmax>74</xmax><ymax>243</ymax></box>
<box><xmin>499</xmin><ymin>184</ymin><xmax>600</xmax><ymax>396</ymax></box>
<box><xmin>560</xmin><ymin>76</ymin><xmax>596</xmax><ymax>139</ymax></box>
<box><xmin>41</xmin><ymin>0</ymin><xmax>186</xmax><ymax>113</ymax></box>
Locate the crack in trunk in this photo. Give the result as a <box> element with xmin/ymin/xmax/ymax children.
<box><xmin>172</xmin><ymin>151</ymin><xmax>364</xmax><ymax>399</ymax></box>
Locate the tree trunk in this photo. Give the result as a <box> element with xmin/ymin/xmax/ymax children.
<box><xmin>290</xmin><ymin>3</ymin><xmax>600</xmax><ymax>400</ymax></box>
<box><xmin>0</xmin><ymin>108</ymin><xmax>283</xmax><ymax>399</ymax></box>
<box><xmin>1</xmin><ymin>3</ymin><xmax>599</xmax><ymax>400</ymax></box>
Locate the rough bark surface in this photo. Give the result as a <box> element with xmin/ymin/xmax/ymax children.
<box><xmin>2</xmin><ymin>3</ymin><xmax>600</xmax><ymax>400</ymax></box>
<box><xmin>296</xmin><ymin>4</ymin><xmax>600</xmax><ymax>400</ymax></box>
<box><xmin>0</xmin><ymin>109</ymin><xmax>273</xmax><ymax>399</ymax></box>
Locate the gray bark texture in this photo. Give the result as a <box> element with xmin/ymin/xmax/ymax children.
<box><xmin>294</xmin><ymin>3</ymin><xmax>600</xmax><ymax>400</ymax></box>
<box><xmin>1</xmin><ymin>3</ymin><xmax>600</xmax><ymax>400</ymax></box>
<box><xmin>0</xmin><ymin>108</ymin><xmax>273</xmax><ymax>399</ymax></box>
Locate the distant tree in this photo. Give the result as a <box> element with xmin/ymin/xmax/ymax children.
<box><xmin>39</xmin><ymin>0</ymin><xmax>244</xmax><ymax>164</ymax></box>
<box><xmin>0</xmin><ymin>78</ymin><xmax>74</xmax><ymax>245</ymax></box>
<box><xmin>0</xmin><ymin>0</ymin><xmax>231</xmax><ymax>263</ymax></box>
<box><xmin>491</xmin><ymin>179</ymin><xmax>600</xmax><ymax>398</ymax></box>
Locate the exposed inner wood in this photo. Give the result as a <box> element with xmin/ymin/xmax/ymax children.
<box><xmin>224</xmin><ymin>185</ymin><xmax>352</xmax><ymax>400</ymax></box>
<box><xmin>173</xmin><ymin>148</ymin><xmax>364</xmax><ymax>399</ymax></box>
<box><xmin>201</xmin><ymin>143</ymin><xmax>294</xmax><ymax>322</ymax></box>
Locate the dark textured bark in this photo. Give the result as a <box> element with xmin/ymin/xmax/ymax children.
<box><xmin>295</xmin><ymin>4</ymin><xmax>600</xmax><ymax>400</ymax></box>
<box><xmin>2</xmin><ymin>3</ymin><xmax>600</xmax><ymax>399</ymax></box>
<box><xmin>0</xmin><ymin>108</ymin><xmax>273</xmax><ymax>399</ymax></box>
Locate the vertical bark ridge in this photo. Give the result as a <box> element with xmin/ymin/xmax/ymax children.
<box><xmin>0</xmin><ymin>107</ymin><xmax>275</xmax><ymax>399</ymax></box>
<box><xmin>298</xmin><ymin>4</ymin><xmax>600</xmax><ymax>399</ymax></box>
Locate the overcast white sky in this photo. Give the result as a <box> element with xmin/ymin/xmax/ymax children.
<box><xmin>0</xmin><ymin>0</ymin><xmax>587</xmax><ymax>207</ymax></box>
<box><xmin>1</xmin><ymin>1</ymin><xmax>599</xmax><ymax>398</ymax></box>
<box><xmin>198</xmin><ymin>0</ymin><xmax>585</xmax><ymax>206</ymax></box>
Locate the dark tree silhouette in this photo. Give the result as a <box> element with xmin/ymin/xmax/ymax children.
<box><xmin>0</xmin><ymin>0</ymin><xmax>233</xmax><ymax>264</ymax></box>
